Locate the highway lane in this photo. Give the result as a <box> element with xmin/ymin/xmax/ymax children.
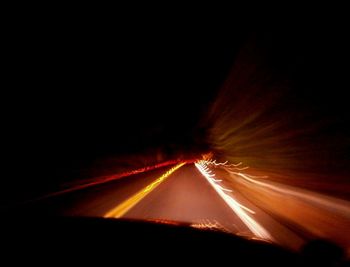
<box><xmin>17</xmin><ymin>160</ymin><xmax>350</xmax><ymax>255</ymax></box>
<box><xmin>22</xmin><ymin>163</ymin><xmax>250</xmax><ymax>235</ymax></box>
<box><xmin>23</xmin><ymin>165</ymin><xmax>179</xmax><ymax>217</ymax></box>
<box><xmin>122</xmin><ymin>164</ymin><xmax>249</xmax><ymax>234</ymax></box>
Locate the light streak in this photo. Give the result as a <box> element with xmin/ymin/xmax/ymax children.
<box><xmin>191</xmin><ymin>219</ymin><xmax>230</xmax><ymax>233</ymax></box>
<box><xmin>104</xmin><ymin>162</ymin><xmax>186</xmax><ymax>218</ymax></box>
<box><xmin>29</xmin><ymin>160</ymin><xmax>188</xmax><ymax>203</ymax></box>
<box><xmin>195</xmin><ymin>160</ymin><xmax>273</xmax><ymax>241</ymax></box>
<box><xmin>206</xmin><ymin>159</ymin><xmax>249</xmax><ymax>171</ymax></box>
<box><xmin>207</xmin><ymin>159</ymin><xmax>243</xmax><ymax>167</ymax></box>
<box><xmin>235</xmin><ymin>172</ymin><xmax>350</xmax><ymax>217</ymax></box>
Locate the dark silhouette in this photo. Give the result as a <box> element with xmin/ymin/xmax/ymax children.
<box><xmin>300</xmin><ymin>239</ymin><xmax>346</xmax><ymax>266</ymax></box>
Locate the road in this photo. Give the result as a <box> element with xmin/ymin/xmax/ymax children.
<box><xmin>19</xmin><ymin>161</ymin><xmax>350</xmax><ymax>255</ymax></box>
<box><xmin>25</xmin><ymin>164</ymin><xmax>249</xmax><ymax>234</ymax></box>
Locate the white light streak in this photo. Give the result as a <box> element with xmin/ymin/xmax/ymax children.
<box><xmin>195</xmin><ymin>161</ymin><xmax>273</xmax><ymax>241</ymax></box>
<box><xmin>235</xmin><ymin>172</ymin><xmax>350</xmax><ymax>218</ymax></box>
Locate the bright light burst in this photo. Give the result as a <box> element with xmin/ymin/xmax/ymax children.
<box><xmin>195</xmin><ymin>160</ymin><xmax>273</xmax><ymax>241</ymax></box>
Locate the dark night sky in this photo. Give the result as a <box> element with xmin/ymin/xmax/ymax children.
<box><xmin>4</xmin><ymin>17</ymin><xmax>245</xmax><ymax>203</ymax></box>
<box><xmin>3</xmin><ymin>14</ymin><xmax>350</xmax><ymax>205</ymax></box>
<box><xmin>14</xmin><ymin>26</ymin><xmax>240</xmax><ymax>158</ymax></box>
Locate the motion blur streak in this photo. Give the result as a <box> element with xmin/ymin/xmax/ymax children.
<box><xmin>200</xmin><ymin>40</ymin><xmax>350</xmax><ymax>255</ymax></box>
<box><xmin>104</xmin><ymin>162</ymin><xmax>186</xmax><ymax>218</ymax></box>
<box><xmin>195</xmin><ymin>160</ymin><xmax>273</xmax><ymax>241</ymax></box>
<box><xmin>35</xmin><ymin>160</ymin><xmax>187</xmax><ymax>201</ymax></box>
<box><xmin>227</xmin><ymin>167</ymin><xmax>350</xmax><ymax>253</ymax></box>
<box><xmin>235</xmin><ymin>172</ymin><xmax>350</xmax><ymax>217</ymax></box>
<box><xmin>191</xmin><ymin>219</ymin><xmax>230</xmax><ymax>233</ymax></box>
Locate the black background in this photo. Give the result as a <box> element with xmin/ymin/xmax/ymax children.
<box><xmin>3</xmin><ymin>12</ymin><xmax>350</xmax><ymax>206</ymax></box>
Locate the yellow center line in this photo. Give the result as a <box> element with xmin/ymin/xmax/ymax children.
<box><xmin>104</xmin><ymin>162</ymin><xmax>186</xmax><ymax>218</ymax></box>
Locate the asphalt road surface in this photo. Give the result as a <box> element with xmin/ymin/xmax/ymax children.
<box><xmin>16</xmin><ymin>162</ymin><xmax>350</xmax><ymax>255</ymax></box>
<box><xmin>24</xmin><ymin>164</ymin><xmax>249</xmax><ymax>233</ymax></box>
